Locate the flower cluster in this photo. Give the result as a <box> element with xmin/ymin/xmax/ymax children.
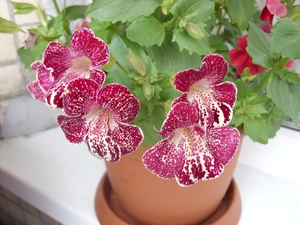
<box><xmin>28</xmin><ymin>28</ymin><xmax>143</xmax><ymax>162</ymax></box>
<box><xmin>143</xmin><ymin>54</ymin><xmax>240</xmax><ymax>186</ymax></box>
<box><xmin>2</xmin><ymin>0</ymin><xmax>300</xmax><ymax>186</ymax></box>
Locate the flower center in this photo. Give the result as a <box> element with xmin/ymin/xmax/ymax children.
<box><xmin>67</xmin><ymin>55</ymin><xmax>90</xmax><ymax>75</ymax></box>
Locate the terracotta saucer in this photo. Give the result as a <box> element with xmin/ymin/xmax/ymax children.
<box><xmin>94</xmin><ymin>173</ymin><xmax>242</xmax><ymax>225</ymax></box>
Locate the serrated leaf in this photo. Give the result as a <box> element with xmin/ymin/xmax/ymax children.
<box><xmin>267</xmin><ymin>71</ymin><xmax>300</xmax><ymax>125</ymax></box>
<box><xmin>235</xmin><ymin>79</ymin><xmax>252</xmax><ymax>99</ymax></box>
<box><xmin>271</xmin><ymin>18</ymin><xmax>300</xmax><ymax>59</ymax></box>
<box><xmin>227</xmin><ymin>0</ymin><xmax>255</xmax><ymax>30</ymax></box>
<box><xmin>86</xmin><ymin>0</ymin><xmax>161</xmax><ymax>23</ymax></box>
<box><xmin>0</xmin><ymin>17</ymin><xmax>23</xmax><ymax>33</ymax></box>
<box><xmin>126</xmin><ymin>16</ymin><xmax>165</xmax><ymax>46</ymax></box>
<box><xmin>65</xmin><ymin>5</ymin><xmax>89</xmax><ymax>21</ymax></box>
<box><xmin>244</xmin><ymin>117</ymin><xmax>271</xmax><ymax>144</ymax></box>
<box><xmin>247</xmin><ymin>21</ymin><xmax>275</xmax><ymax>69</ymax></box>
<box><xmin>11</xmin><ymin>2</ymin><xmax>37</xmax><ymax>14</ymax></box>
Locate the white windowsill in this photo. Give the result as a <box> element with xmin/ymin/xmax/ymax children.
<box><xmin>0</xmin><ymin>126</ymin><xmax>299</xmax><ymax>225</ymax></box>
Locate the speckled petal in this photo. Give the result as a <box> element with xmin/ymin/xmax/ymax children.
<box><xmin>142</xmin><ymin>139</ymin><xmax>185</xmax><ymax>179</ymax></box>
<box><xmin>86</xmin><ymin>112</ymin><xmax>122</xmax><ymax>162</ymax></box>
<box><xmin>111</xmin><ymin>122</ymin><xmax>143</xmax><ymax>156</ymax></box>
<box><xmin>63</xmin><ymin>78</ymin><xmax>99</xmax><ymax>116</ymax></box>
<box><xmin>57</xmin><ymin>114</ymin><xmax>88</xmax><ymax>144</ymax></box>
<box><xmin>174</xmin><ymin>68</ymin><xmax>204</xmax><ymax>92</ymax></box>
<box><xmin>90</xmin><ymin>69</ymin><xmax>106</xmax><ymax>86</ymax></box>
<box><xmin>158</xmin><ymin>102</ymin><xmax>198</xmax><ymax>137</ymax></box>
<box><xmin>97</xmin><ymin>84</ymin><xmax>140</xmax><ymax>123</ymax></box>
<box><xmin>27</xmin><ymin>80</ymin><xmax>46</xmax><ymax>102</ymax></box>
<box><xmin>200</xmin><ymin>54</ymin><xmax>229</xmax><ymax>85</ymax></box>
<box><xmin>43</xmin><ymin>42</ymin><xmax>71</xmax><ymax>80</ymax></box>
<box><xmin>46</xmin><ymin>84</ymin><xmax>65</xmax><ymax>108</ymax></box>
<box><xmin>175</xmin><ymin>128</ymin><xmax>224</xmax><ymax>186</ymax></box>
<box><xmin>207</xmin><ymin>126</ymin><xmax>240</xmax><ymax>165</ymax></box>
<box><xmin>31</xmin><ymin>60</ymin><xmax>55</xmax><ymax>92</ymax></box>
<box><xmin>70</xmin><ymin>28</ymin><xmax>110</xmax><ymax>68</ymax></box>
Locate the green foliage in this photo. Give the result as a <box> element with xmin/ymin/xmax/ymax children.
<box><xmin>247</xmin><ymin>22</ymin><xmax>275</xmax><ymax>69</ymax></box>
<box><xmin>86</xmin><ymin>0</ymin><xmax>161</xmax><ymax>23</ymax></box>
<box><xmin>267</xmin><ymin>69</ymin><xmax>300</xmax><ymax>126</ymax></box>
<box><xmin>11</xmin><ymin>2</ymin><xmax>37</xmax><ymax>14</ymax></box>
<box><xmin>271</xmin><ymin>18</ymin><xmax>300</xmax><ymax>59</ymax></box>
<box><xmin>65</xmin><ymin>5</ymin><xmax>89</xmax><ymax>21</ymax></box>
<box><xmin>227</xmin><ymin>0</ymin><xmax>255</xmax><ymax>30</ymax></box>
<box><xmin>126</xmin><ymin>16</ymin><xmax>165</xmax><ymax>46</ymax></box>
<box><xmin>5</xmin><ymin>0</ymin><xmax>300</xmax><ymax>145</ymax></box>
<box><xmin>0</xmin><ymin>17</ymin><xmax>24</xmax><ymax>33</ymax></box>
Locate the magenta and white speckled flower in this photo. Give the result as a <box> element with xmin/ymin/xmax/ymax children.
<box><xmin>142</xmin><ymin>102</ymin><xmax>240</xmax><ymax>187</ymax></box>
<box><xmin>173</xmin><ymin>54</ymin><xmax>237</xmax><ymax>128</ymax></box>
<box><xmin>27</xmin><ymin>28</ymin><xmax>109</xmax><ymax>108</ymax></box>
<box><xmin>57</xmin><ymin>78</ymin><xmax>143</xmax><ymax>162</ymax></box>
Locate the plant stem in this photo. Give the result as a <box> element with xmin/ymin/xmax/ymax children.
<box><xmin>254</xmin><ymin>68</ymin><xmax>273</xmax><ymax>93</ymax></box>
<box><xmin>52</xmin><ymin>0</ymin><xmax>61</xmax><ymax>15</ymax></box>
<box><xmin>115</xmin><ymin>61</ymin><xmax>128</xmax><ymax>75</ymax></box>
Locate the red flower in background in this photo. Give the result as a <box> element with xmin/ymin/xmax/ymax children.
<box><xmin>260</xmin><ymin>0</ymin><xmax>287</xmax><ymax>33</ymax></box>
<box><xmin>229</xmin><ymin>35</ymin><xmax>265</xmax><ymax>75</ymax></box>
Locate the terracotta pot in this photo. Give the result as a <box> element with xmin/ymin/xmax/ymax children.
<box><xmin>96</xmin><ymin>131</ymin><xmax>244</xmax><ymax>225</ymax></box>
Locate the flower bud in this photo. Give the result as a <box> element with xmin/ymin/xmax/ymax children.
<box><xmin>186</xmin><ymin>23</ymin><xmax>205</xmax><ymax>40</ymax></box>
<box><xmin>24</xmin><ymin>30</ymin><xmax>37</xmax><ymax>49</ymax></box>
<box><xmin>143</xmin><ymin>84</ymin><xmax>155</xmax><ymax>101</ymax></box>
<box><xmin>134</xmin><ymin>77</ymin><xmax>146</xmax><ymax>85</ymax></box>
<box><xmin>161</xmin><ymin>0</ymin><xmax>176</xmax><ymax>15</ymax></box>
<box><xmin>126</xmin><ymin>49</ymin><xmax>146</xmax><ymax>76</ymax></box>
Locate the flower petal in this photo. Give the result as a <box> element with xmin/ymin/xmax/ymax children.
<box><xmin>43</xmin><ymin>42</ymin><xmax>71</xmax><ymax>80</ymax></box>
<box><xmin>174</xmin><ymin>68</ymin><xmax>203</xmax><ymax>92</ymax></box>
<box><xmin>266</xmin><ymin>0</ymin><xmax>287</xmax><ymax>17</ymax></box>
<box><xmin>174</xmin><ymin>128</ymin><xmax>224</xmax><ymax>186</ymax></box>
<box><xmin>158</xmin><ymin>102</ymin><xmax>199</xmax><ymax>137</ymax></box>
<box><xmin>97</xmin><ymin>84</ymin><xmax>140</xmax><ymax>123</ymax></box>
<box><xmin>70</xmin><ymin>28</ymin><xmax>110</xmax><ymax>68</ymax></box>
<box><xmin>142</xmin><ymin>139</ymin><xmax>185</xmax><ymax>179</ymax></box>
<box><xmin>63</xmin><ymin>78</ymin><xmax>99</xmax><ymax>116</ymax></box>
<box><xmin>86</xmin><ymin>112</ymin><xmax>122</xmax><ymax>162</ymax></box>
<box><xmin>199</xmin><ymin>54</ymin><xmax>229</xmax><ymax>85</ymax></box>
<box><xmin>57</xmin><ymin>114</ymin><xmax>88</xmax><ymax>144</ymax></box>
<box><xmin>211</xmin><ymin>82</ymin><xmax>237</xmax><ymax>126</ymax></box>
<box><xmin>111</xmin><ymin>122</ymin><xmax>143</xmax><ymax>156</ymax></box>
<box><xmin>27</xmin><ymin>80</ymin><xmax>46</xmax><ymax>102</ymax></box>
<box><xmin>207</xmin><ymin>126</ymin><xmax>240</xmax><ymax>165</ymax></box>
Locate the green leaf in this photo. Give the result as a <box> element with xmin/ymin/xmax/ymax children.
<box><xmin>267</xmin><ymin>70</ymin><xmax>300</xmax><ymax>125</ymax></box>
<box><xmin>135</xmin><ymin>105</ymin><xmax>165</xmax><ymax>147</ymax></box>
<box><xmin>247</xmin><ymin>21</ymin><xmax>275</xmax><ymax>69</ymax></box>
<box><xmin>170</xmin><ymin>0</ymin><xmax>214</xmax><ymax>23</ymax></box>
<box><xmin>148</xmin><ymin>31</ymin><xmax>201</xmax><ymax>73</ymax></box>
<box><xmin>173</xmin><ymin>29</ymin><xmax>211</xmax><ymax>55</ymax></box>
<box><xmin>65</xmin><ymin>5</ymin><xmax>89</xmax><ymax>21</ymax></box>
<box><xmin>271</xmin><ymin>18</ymin><xmax>300</xmax><ymax>59</ymax></box>
<box><xmin>11</xmin><ymin>2</ymin><xmax>37</xmax><ymax>14</ymax></box>
<box><xmin>0</xmin><ymin>17</ymin><xmax>23</xmax><ymax>33</ymax></box>
<box><xmin>227</xmin><ymin>0</ymin><xmax>255</xmax><ymax>30</ymax></box>
<box><xmin>126</xmin><ymin>16</ymin><xmax>165</xmax><ymax>46</ymax></box>
<box><xmin>86</xmin><ymin>0</ymin><xmax>161</xmax><ymax>23</ymax></box>
<box><xmin>235</xmin><ymin>79</ymin><xmax>252</xmax><ymax>99</ymax></box>
<box><xmin>244</xmin><ymin>117</ymin><xmax>271</xmax><ymax>144</ymax></box>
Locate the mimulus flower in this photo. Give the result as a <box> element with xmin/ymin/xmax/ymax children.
<box><xmin>27</xmin><ymin>28</ymin><xmax>109</xmax><ymax>108</ymax></box>
<box><xmin>142</xmin><ymin>102</ymin><xmax>240</xmax><ymax>187</ymax></box>
<box><xmin>229</xmin><ymin>35</ymin><xmax>265</xmax><ymax>75</ymax></box>
<box><xmin>57</xmin><ymin>78</ymin><xmax>143</xmax><ymax>162</ymax></box>
<box><xmin>173</xmin><ymin>54</ymin><xmax>237</xmax><ymax>127</ymax></box>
